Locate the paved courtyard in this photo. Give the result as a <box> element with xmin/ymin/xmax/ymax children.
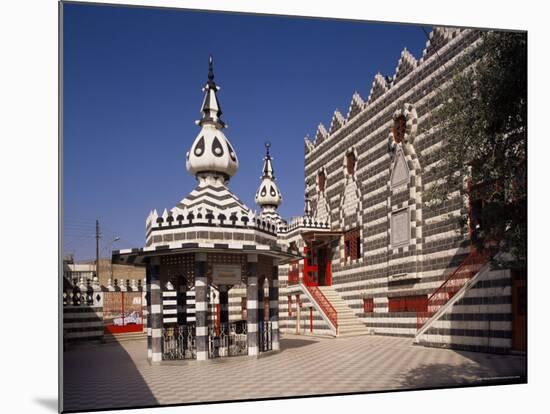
<box><xmin>63</xmin><ymin>334</ymin><xmax>526</xmax><ymax>412</ymax></box>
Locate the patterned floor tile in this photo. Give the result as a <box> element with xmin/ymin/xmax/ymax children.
<box><xmin>63</xmin><ymin>334</ymin><xmax>526</xmax><ymax>412</ymax></box>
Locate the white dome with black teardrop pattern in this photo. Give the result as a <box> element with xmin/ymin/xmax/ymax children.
<box><xmin>186</xmin><ymin>56</ymin><xmax>239</xmax><ymax>180</ymax></box>
<box><xmin>255</xmin><ymin>177</ymin><xmax>282</xmax><ymax>207</ymax></box>
<box><xmin>186</xmin><ymin>125</ymin><xmax>239</xmax><ymax>178</ymax></box>
<box><xmin>255</xmin><ymin>142</ymin><xmax>282</xmax><ymax>208</ymax></box>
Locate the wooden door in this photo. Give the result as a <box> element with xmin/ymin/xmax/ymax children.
<box><xmin>316</xmin><ymin>247</ymin><xmax>332</xmax><ymax>286</ymax></box>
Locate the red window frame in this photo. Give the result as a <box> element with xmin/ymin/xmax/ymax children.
<box><xmin>388</xmin><ymin>295</ymin><xmax>428</xmax><ymax>312</ymax></box>
<box><xmin>363</xmin><ymin>298</ymin><xmax>374</xmax><ymax>313</ymax></box>
<box><xmin>288</xmin><ymin>260</ymin><xmax>299</xmax><ymax>285</ymax></box>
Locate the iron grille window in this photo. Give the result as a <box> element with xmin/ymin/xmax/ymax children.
<box><xmin>363</xmin><ymin>298</ymin><xmax>374</xmax><ymax>313</ymax></box>
<box><xmin>388</xmin><ymin>295</ymin><xmax>428</xmax><ymax>312</ymax></box>
<box><xmin>263</xmin><ymin>297</ymin><xmax>270</xmax><ymax>321</ymax></box>
<box><xmin>344</xmin><ymin>228</ymin><xmax>360</xmax><ymax>260</ymax></box>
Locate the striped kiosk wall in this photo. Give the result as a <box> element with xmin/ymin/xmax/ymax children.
<box><xmin>145</xmin><ymin>266</ymin><xmax>152</xmax><ymax>360</ymax></box>
<box><xmin>246</xmin><ymin>254</ymin><xmax>259</xmax><ymax>356</ymax></box>
<box><xmin>162</xmin><ymin>288</ymin><xmax>177</xmax><ymax>324</ymax></box>
<box><xmin>178</xmin><ymin>284</ymin><xmax>187</xmax><ymax>326</ymax></box>
<box><xmin>149</xmin><ymin>261</ymin><xmax>162</xmax><ymax>363</ymax></box>
<box><xmin>194</xmin><ymin>252</ymin><xmax>209</xmax><ymax>361</ymax></box>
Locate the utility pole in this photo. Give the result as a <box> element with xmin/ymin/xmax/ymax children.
<box><xmin>96</xmin><ymin>219</ymin><xmax>100</xmax><ymax>282</ymax></box>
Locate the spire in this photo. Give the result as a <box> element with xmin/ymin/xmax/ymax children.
<box><xmin>187</xmin><ymin>55</ymin><xmax>239</xmax><ymax>183</ymax></box>
<box><xmin>198</xmin><ymin>55</ymin><xmax>225</xmax><ymax>129</ymax></box>
<box><xmin>262</xmin><ymin>141</ymin><xmax>275</xmax><ymax>179</ymax></box>
<box><xmin>255</xmin><ymin>142</ymin><xmax>282</xmax><ymax>211</ymax></box>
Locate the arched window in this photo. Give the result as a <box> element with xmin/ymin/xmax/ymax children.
<box><xmin>346</xmin><ymin>151</ymin><xmax>356</xmax><ymax>175</ymax></box>
<box><xmin>344</xmin><ymin>228</ymin><xmax>361</xmax><ymax>260</ymax></box>
<box><xmin>318</xmin><ymin>171</ymin><xmax>326</xmax><ymax>192</ymax></box>
<box><xmin>392</xmin><ymin>114</ymin><xmax>407</xmax><ymax>144</ymax></box>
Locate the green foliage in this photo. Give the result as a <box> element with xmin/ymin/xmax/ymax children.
<box><xmin>426</xmin><ymin>31</ymin><xmax>527</xmax><ymax>264</ymax></box>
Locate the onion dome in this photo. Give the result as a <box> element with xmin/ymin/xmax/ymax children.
<box><xmin>186</xmin><ymin>55</ymin><xmax>239</xmax><ymax>181</ymax></box>
<box><xmin>255</xmin><ymin>142</ymin><xmax>282</xmax><ymax>209</ymax></box>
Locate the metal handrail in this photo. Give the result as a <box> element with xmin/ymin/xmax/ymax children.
<box><xmin>305</xmin><ymin>285</ymin><xmax>338</xmax><ymax>335</ymax></box>
<box><xmin>417</xmin><ymin>250</ymin><xmax>488</xmax><ymax>330</ymax></box>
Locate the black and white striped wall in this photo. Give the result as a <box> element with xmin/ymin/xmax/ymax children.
<box><xmin>415</xmin><ymin>268</ymin><xmax>513</xmax><ymax>353</ymax></box>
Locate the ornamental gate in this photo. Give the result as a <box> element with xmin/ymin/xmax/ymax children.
<box><xmin>259</xmin><ymin>321</ymin><xmax>272</xmax><ymax>352</ymax></box>
<box><xmin>161</xmin><ymin>322</ymin><xmax>250</xmax><ymax>360</ymax></box>
<box><xmin>209</xmin><ymin>322</ymin><xmax>248</xmax><ymax>358</ymax></box>
<box><xmin>103</xmin><ymin>291</ymin><xmax>144</xmax><ymax>334</ymax></box>
<box><xmin>162</xmin><ymin>324</ymin><xmax>196</xmax><ymax>360</ymax></box>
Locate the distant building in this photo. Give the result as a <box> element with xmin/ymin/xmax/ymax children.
<box><xmin>64</xmin><ymin>257</ymin><xmax>145</xmax><ymax>288</ymax></box>
<box><xmin>63</xmin><ymin>257</ymin><xmax>95</xmax><ymax>286</ymax></box>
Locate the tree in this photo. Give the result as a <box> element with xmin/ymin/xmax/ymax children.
<box><xmin>426</xmin><ymin>31</ymin><xmax>527</xmax><ymax>266</ymax></box>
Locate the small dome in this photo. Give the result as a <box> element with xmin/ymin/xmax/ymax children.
<box><xmin>255</xmin><ymin>177</ymin><xmax>282</xmax><ymax>207</ymax></box>
<box><xmin>186</xmin><ymin>124</ymin><xmax>239</xmax><ymax>178</ymax></box>
<box><xmin>255</xmin><ymin>142</ymin><xmax>282</xmax><ymax>208</ymax></box>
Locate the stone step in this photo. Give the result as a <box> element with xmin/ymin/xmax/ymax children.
<box><xmin>338</xmin><ymin>321</ymin><xmax>365</xmax><ymax>326</ymax></box>
<box><xmin>340</xmin><ymin>328</ymin><xmax>368</xmax><ymax>333</ymax></box>
<box><xmin>337</xmin><ymin>317</ymin><xmax>363</xmax><ymax>322</ymax></box>
<box><xmin>103</xmin><ymin>332</ymin><xmax>147</xmax><ymax>343</ymax></box>
<box><xmin>337</xmin><ymin>313</ymin><xmax>359</xmax><ymax>319</ymax></box>
<box><xmin>338</xmin><ymin>325</ymin><xmax>367</xmax><ymax>331</ymax></box>
<box><xmin>337</xmin><ymin>331</ymin><xmax>372</xmax><ymax>338</ymax></box>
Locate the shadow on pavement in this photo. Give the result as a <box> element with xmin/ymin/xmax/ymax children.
<box><xmin>398</xmin><ymin>350</ymin><xmax>527</xmax><ymax>390</ymax></box>
<box><xmin>62</xmin><ymin>339</ymin><xmax>158</xmax><ymax>412</ymax></box>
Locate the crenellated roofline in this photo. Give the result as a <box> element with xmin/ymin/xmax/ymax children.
<box><xmin>304</xmin><ymin>26</ymin><xmax>465</xmax><ymax>157</ymax></box>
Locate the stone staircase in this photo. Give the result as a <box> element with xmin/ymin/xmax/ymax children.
<box><xmin>317</xmin><ymin>286</ymin><xmax>371</xmax><ymax>337</ymax></box>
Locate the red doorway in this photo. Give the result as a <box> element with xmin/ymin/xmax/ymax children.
<box><xmin>303</xmin><ymin>244</ymin><xmax>332</xmax><ymax>287</ymax></box>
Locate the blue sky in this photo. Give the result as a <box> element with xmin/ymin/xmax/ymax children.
<box><xmin>62</xmin><ymin>2</ymin><xmax>429</xmax><ymax>261</ymax></box>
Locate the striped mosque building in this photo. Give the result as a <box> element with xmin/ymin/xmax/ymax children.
<box><xmin>112</xmin><ymin>27</ymin><xmax>526</xmax><ymax>363</ymax></box>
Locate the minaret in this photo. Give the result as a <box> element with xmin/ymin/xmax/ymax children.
<box><xmin>186</xmin><ymin>55</ymin><xmax>239</xmax><ymax>186</ymax></box>
<box><xmin>255</xmin><ymin>142</ymin><xmax>283</xmax><ymax>223</ymax></box>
